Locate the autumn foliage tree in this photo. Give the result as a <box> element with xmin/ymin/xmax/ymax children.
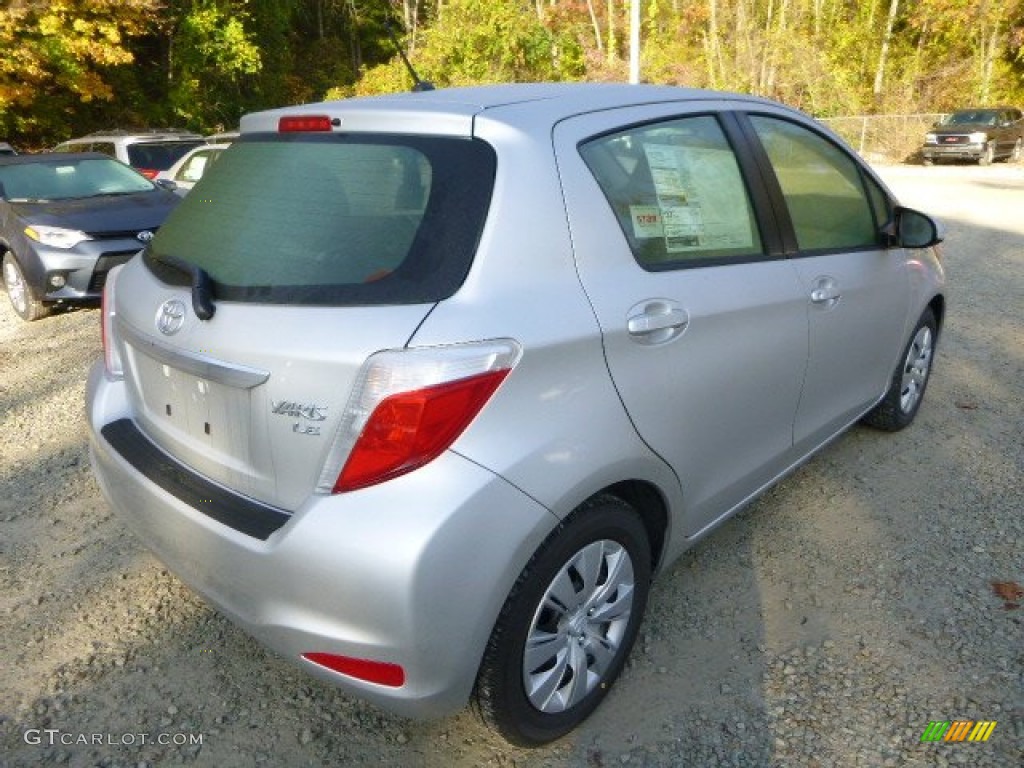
<box><xmin>2</xmin><ymin>0</ymin><xmax>1023</xmax><ymax>148</ymax></box>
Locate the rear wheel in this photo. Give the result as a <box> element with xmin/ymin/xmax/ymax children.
<box><xmin>474</xmin><ymin>495</ymin><xmax>651</xmax><ymax>746</ymax></box>
<box><xmin>3</xmin><ymin>253</ymin><xmax>50</xmax><ymax>322</ymax></box>
<box><xmin>1010</xmin><ymin>138</ymin><xmax>1022</xmax><ymax>163</ymax></box>
<box><xmin>862</xmin><ymin>308</ymin><xmax>937</xmax><ymax>431</ymax></box>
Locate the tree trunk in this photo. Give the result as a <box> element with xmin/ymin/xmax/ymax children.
<box><xmin>873</xmin><ymin>0</ymin><xmax>900</xmax><ymax>102</ymax></box>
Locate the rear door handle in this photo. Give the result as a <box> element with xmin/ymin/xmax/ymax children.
<box><xmin>627</xmin><ymin>300</ymin><xmax>689</xmax><ymax>344</ymax></box>
<box><xmin>810</xmin><ymin>276</ymin><xmax>841</xmax><ymax>308</ymax></box>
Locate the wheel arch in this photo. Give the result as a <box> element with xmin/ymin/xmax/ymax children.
<box><xmin>590</xmin><ymin>479</ymin><xmax>670</xmax><ymax>574</ymax></box>
<box><xmin>927</xmin><ymin>294</ymin><xmax>945</xmax><ymax>338</ymax></box>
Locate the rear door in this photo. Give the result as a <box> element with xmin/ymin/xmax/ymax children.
<box><xmin>554</xmin><ymin>104</ymin><xmax>809</xmax><ymax>537</ymax></box>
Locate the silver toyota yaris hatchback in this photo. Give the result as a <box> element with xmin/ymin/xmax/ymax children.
<box><xmin>87</xmin><ymin>84</ymin><xmax>945</xmax><ymax>745</ymax></box>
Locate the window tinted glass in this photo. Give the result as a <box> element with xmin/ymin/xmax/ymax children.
<box><xmin>580</xmin><ymin>116</ymin><xmax>762</xmax><ymax>268</ymax></box>
<box><xmin>127</xmin><ymin>141</ymin><xmax>205</xmax><ymax>170</ymax></box>
<box><xmin>750</xmin><ymin>116</ymin><xmax>877</xmax><ymax>251</ymax></box>
<box><xmin>146</xmin><ymin>135</ymin><xmax>496</xmax><ymax>305</ymax></box>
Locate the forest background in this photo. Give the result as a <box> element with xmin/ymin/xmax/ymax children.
<box><xmin>2</xmin><ymin>0</ymin><xmax>1023</xmax><ymax>149</ymax></box>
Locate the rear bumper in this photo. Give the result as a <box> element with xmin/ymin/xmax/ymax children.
<box><xmin>86</xmin><ymin>361</ymin><xmax>557</xmax><ymax>718</ymax></box>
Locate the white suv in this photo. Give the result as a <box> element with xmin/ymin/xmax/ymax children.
<box><xmin>52</xmin><ymin>130</ymin><xmax>204</xmax><ymax>179</ymax></box>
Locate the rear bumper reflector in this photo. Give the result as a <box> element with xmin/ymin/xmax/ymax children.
<box><xmin>101</xmin><ymin>418</ymin><xmax>291</xmax><ymax>540</ymax></box>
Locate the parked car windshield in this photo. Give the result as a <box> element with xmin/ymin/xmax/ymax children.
<box><xmin>0</xmin><ymin>156</ymin><xmax>154</xmax><ymax>202</ymax></box>
<box><xmin>945</xmin><ymin>110</ymin><xmax>999</xmax><ymax>126</ymax></box>
<box><xmin>145</xmin><ymin>134</ymin><xmax>497</xmax><ymax>305</ymax></box>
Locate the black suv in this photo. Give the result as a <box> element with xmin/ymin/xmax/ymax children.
<box><xmin>922</xmin><ymin>107</ymin><xmax>1024</xmax><ymax>165</ymax></box>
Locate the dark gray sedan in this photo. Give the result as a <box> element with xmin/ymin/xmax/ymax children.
<box><xmin>1</xmin><ymin>152</ymin><xmax>180</xmax><ymax>320</ymax></box>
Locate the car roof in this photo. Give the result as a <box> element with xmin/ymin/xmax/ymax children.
<box><xmin>241</xmin><ymin>83</ymin><xmax>795</xmax><ymax>135</ymax></box>
<box><xmin>58</xmin><ymin>131</ymin><xmax>203</xmax><ymax>143</ymax></box>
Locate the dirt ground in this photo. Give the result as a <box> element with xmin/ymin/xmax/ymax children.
<box><xmin>1</xmin><ymin>164</ymin><xmax>1021</xmax><ymax>767</ymax></box>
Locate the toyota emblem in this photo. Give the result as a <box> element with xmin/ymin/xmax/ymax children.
<box><xmin>156</xmin><ymin>299</ymin><xmax>187</xmax><ymax>336</ymax></box>
<box><xmin>137</xmin><ymin>230</ymin><xmax>155</xmax><ymax>243</ymax></box>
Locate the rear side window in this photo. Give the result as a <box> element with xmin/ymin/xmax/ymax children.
<box><xmin>749</xmin><ymin>116</ymin><xmax>878</xmax><ymax>252</ymax></box>
<box><xmin>580</xmin><ymin>115</ymin><xmax>763</xmax><ymax>268</ymax></box>
<box><xmin>146</xmin><ymin>135</ymin><xmax>497</xmax><ymax>305</ymax></box>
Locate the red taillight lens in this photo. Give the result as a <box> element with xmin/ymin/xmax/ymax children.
<box><xmin>138</xmin><ymin>168</ymin><xmax>158</xmax><ymax>179</ymax></box>
<box><xmin>302</xmin><ymin>652</ymin><xmax>405</xmax><ymax>687</ymax></box>
<box><xmin>335</xmin><ymin>370</ymin><xmax>510</xmax><ymax>493</ymax></box>
<box><xmin>278</xmin><ymin>115</ymin><xmax>333</xmax><ymax>133</ymax></box>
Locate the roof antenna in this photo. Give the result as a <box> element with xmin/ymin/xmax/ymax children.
<box><xmin>384</xmin><ymin>19</ymin><xmax>434</xmax><ymax>92</ymax></box>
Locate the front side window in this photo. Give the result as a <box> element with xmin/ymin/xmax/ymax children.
<box><xmin>146</xmin><ymin>134</ymin><xmax>496</xmax><ymax>305</ymax></box>
<box><xmin>749</xmin><ymin>116</ymin><xmax>878</xmax><ymax>252</ymax></box>
<box><xmin>580</xmin><ymin>115</ymin><xmax>763</xmax><ymax>268</ymax></box>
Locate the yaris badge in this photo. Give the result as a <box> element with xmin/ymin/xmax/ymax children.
<box><xmin>156</xmin><ymin>299</ymin><xmax>187</xmax><ymax>336</ymax></box>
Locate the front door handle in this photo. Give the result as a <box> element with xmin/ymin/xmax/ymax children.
<box><xmin>627</xmin><ymin>300</ymin><xmax>689</xmax><ymax>345</ymax></box>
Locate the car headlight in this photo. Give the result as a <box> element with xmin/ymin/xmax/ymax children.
<box><xmin>968</xmin><ymin>132</ymin><xmax>988</xmax><ymax>144</ymax></box>
<box><xmin>23</xmin><ymin>225</ymin><xmax>92</xmax><ymax>249</ymax></box>
<box><xmin>925</xmin><ymin>133</ymin><xmax>937</xmax><ymax>144</ymax></box>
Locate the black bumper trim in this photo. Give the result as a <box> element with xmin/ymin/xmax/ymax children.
<box><xmin>101</xmin><ymin>418</ymin><xmax>291</xmax><ymax>540</ymax></box>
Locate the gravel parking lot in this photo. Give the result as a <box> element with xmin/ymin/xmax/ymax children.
<box><xmin>1</xmin><ymin>163</ymin><xmax>1021</xmax><ymax>767</ymax></box>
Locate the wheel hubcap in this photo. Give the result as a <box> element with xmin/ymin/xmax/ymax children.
<box><xmin>900</xmin><ymin>325</ymin><xmax>933</xmax><ymax>414</ymax></box>
<box><xmin>523</xmin><ymin>539</ymin><xmax>635</xmax><ymax>713</ymax></box>
<box><xmin>4</xmin><ymin>261</ymin><xmax>27</xmax><ymax>314</ymax></box>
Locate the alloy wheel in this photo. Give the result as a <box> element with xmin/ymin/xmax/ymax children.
<box><xmin>523</xmin><ymin>539</ymin><xmax>635</xmax><ymax>714</ymax></box>
<box><xmin>3</xmin><ymin>259</ymin><xmax>28</xmax><ymax>315</ymax></box>
<box><xmin>900</xmin><ymin>325</ymin><xmax>933</xmax><ymax>414</ymax></box>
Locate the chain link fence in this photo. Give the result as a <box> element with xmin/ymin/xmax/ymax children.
<box><xmin>817</xmin><ymin>114</ymin><xmax>947</xmax><ymax>163</ymax></box>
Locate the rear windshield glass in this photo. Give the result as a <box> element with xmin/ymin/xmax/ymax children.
<box><xmin>145</xmin><ymin>134</ymin><xmax>497</xmax><ymax>305</ymax></box>
<box><xmin>127</xmin><ymin>141</ymin><xmax>205</xmax><ymax>171</ymax></box>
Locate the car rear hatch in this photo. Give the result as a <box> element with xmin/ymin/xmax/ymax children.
<box><xmin>104</xmin><ymin>128</ymin><xmax>497</xmax><ymax>518</ymax></box>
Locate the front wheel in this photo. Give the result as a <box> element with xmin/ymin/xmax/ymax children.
<box><xmin>3</xmin><ymin>253</ymin><xmax>50</xmax><ymax>322</ymax></box>
<box><xmin>1010</xmin><ymin>138</ymin><xmax>1022</xmax><ymax>164</ymax></box>
<box><xmin>978</xmin><ymin>141</ymin><xmax>995</xmax><ymax>166</ymax></box>
<box><xmin>862</xmin><ymin>308</ymin><xmax>937</xmax><ymax>431</ymax></box>
<box><xmin>474</xmin><ymin>495</ymin><xmax>651</xmax><ymax>746</ymax></box>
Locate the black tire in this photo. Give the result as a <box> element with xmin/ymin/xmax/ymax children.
<box><xmin>474</xmin><ymin>495</ymin><xmax>651</xmax><ymax>746</ymax></box>
<box><xmin>3</xmin><ymin>253</ymin><xmax>50</xmax><ymax>322</ymax></box>
<box><xmin>1010</xmin><ymin>138</ymin><xmax>1022</xmax><ymax>164</ymax></box>
<box><xmin>978</xmin><ymin>141</ymin><xmax>995</xmax><ymax>166</ymax></box>
<box><xmin>862</xmin><ymin>308</ymin><xmax>937</xmax><ymax>431</ymax></box>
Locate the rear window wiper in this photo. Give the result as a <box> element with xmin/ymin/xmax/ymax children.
<box><xmin>151</xmin><ymin>253</ymin><xmax>217</xmax><ymax>321</ymax></box>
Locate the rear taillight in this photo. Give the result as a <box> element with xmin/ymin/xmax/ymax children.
<box><xmin>101</xmin><ymin>265</ymin><xmax>124</xmax><ymax>378</ymax></box>
<box><xmin>137</xmin><ymin>169</ymin><xmax>159</xmax><ymax>179</ymax></box>
<box><xmin>317</xmin><ymin>340</ymin><xmax>522</xmax><ymax>494</ymax></box>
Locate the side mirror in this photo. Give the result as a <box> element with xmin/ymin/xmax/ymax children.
<box><xmin>885</xmin><ymin>207</ymin><xmax>943</xmax><ymax>248</ymax></box>
<box><xmin>154</xmin><ymin>178</ymin><xmax>178</xmax><ymax>192</ymax></box>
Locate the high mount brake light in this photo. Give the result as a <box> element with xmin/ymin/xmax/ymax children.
<box><xmin>317</xmin><ymin>341</ymin><xmax>522</xmax><ymax>494</ymax></box>
<box><xmin>278</xmin><ymin>115</ymin><xmax>334</xmax><ymax>133</ymax></box>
